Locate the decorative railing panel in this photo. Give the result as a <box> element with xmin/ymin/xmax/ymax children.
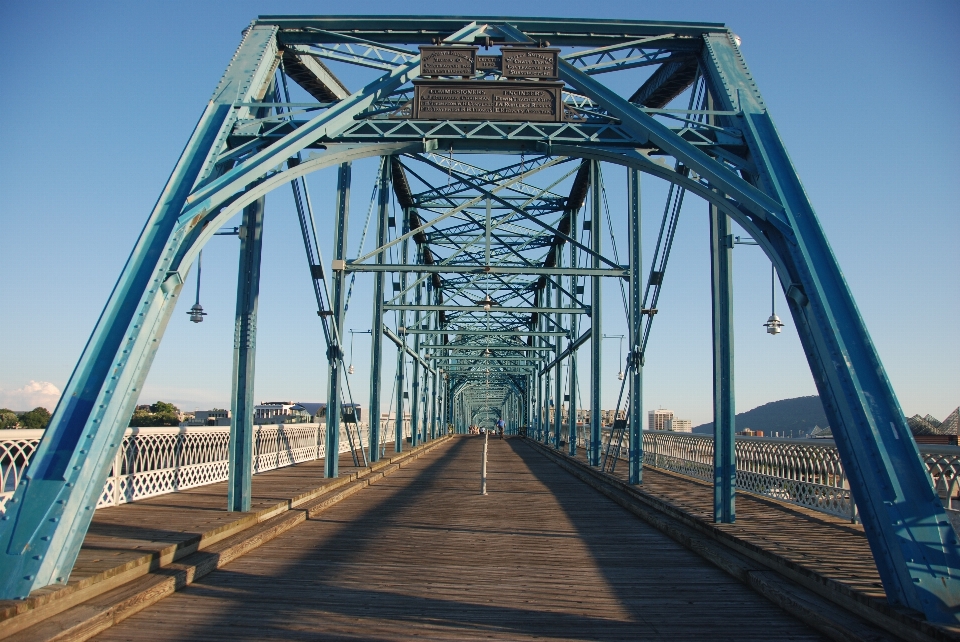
<box><xmin>636</xmin><ymin>431</ymin><xmax>960</xmax><ymax>519</ymax></box>
<box><xmin>0</xmin><ymin>429</ymin><xmax>44</xmax><ymax>512</ymax></box>
<box><xmin>562</xmin><ymin>428</ymin><xmax>960</xmax><ymax>520</ymax></box>
<box><xmin>0</xmin><ymin>421</ymin><xmax>404</xmax><ymax>512</ymax></box>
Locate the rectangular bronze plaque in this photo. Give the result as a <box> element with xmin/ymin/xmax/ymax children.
<box><xmin>501</xmin><ymin>47</ymin><xmax>560</xmax><ymax>79</ymax></box>
<box><xmin>476</xmin><ymin>55</ymin><xmax>501</xmax><ymax>70</ymax></box>
<box><xmin>419</xmin><ymin>46</ymin><xmax>478</xmax><ymax>76</ymax></box>
<box><xmin>412</xmin><ymin>80</ymin><xmax>564</xmax><ymax>122</ymax></box>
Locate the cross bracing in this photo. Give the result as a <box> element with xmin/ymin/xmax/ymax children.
<box><xmin>1</xmin><ymin>14</ymin><xmax>957</xmax><ymax>625</ymax></box>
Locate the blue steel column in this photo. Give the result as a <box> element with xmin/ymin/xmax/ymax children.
<box><xmin>710</xmin><ymin>203</ymin><xmax>736</xmax><ymax>522</ymax></box>
<box><xmin>395</xmin><ymin>217</ymin><xmax>409</xmax><ymax>452</ymax></box>
<box><xmin>568</xmin><ymin>205</ymin><xmax>579</xmax><ymax>456</ymax></box>
<box><xmin>410</xmin><ymin>280</ymin><xmax>421</xmax><ymax>448</ymax></box>
<box><xmin>543</xmin><ymin>287</ymin><xmax>551</xmax><ymax>444</ymax></box>
<box><xmin>228</xmin><ymin>197</ymin><xmax>265</xmax><ymax>512</ymax></box>
<box><xmin>430</xmin><ymin>366</ymin><xmax>438</xmax><ymax>440</ymax></box>
<box><xmin>0</xmin><ymin>24</ymin><xmax>281</xmax><ymax>599</ymax></box>
<box><xmin>553</xmin><ymin>280</ymin><xmax>562</xmax><ymax>450</ymax></box>
<box><xmin>628</xmin><ymin>169</ymin><xmax>643</xmax><ymax>485</ymax></box>
<box><xmin>325</xmin><ymin>162</ymin><xmax>351</xmax><ymax>479</ymax></box>
<box><xmin>368</xmin><ymin>159</ymin><xmax>389</xmax><ymax>462</ymax></box>
<box><xmin>589</xmin><ymin>161</ymin><xmax>602</xmax><ymax>466</ymax></box>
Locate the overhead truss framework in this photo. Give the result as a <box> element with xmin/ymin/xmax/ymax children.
<box><xmin>1</xmin><ymin>15</ymin><xmax>957</xmax><ymax>623</ymax></box>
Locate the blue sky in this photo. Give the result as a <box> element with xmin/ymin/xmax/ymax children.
<box><xmin>0</xmin><ymin>1</ymin><xmax>957</xmax><ymax>426</ymax></box>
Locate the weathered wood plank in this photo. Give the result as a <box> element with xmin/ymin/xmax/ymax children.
<box><xmin>91</xmin><ymin>437</ymin><xmax>824</xmax><ymax>641</ymax></box>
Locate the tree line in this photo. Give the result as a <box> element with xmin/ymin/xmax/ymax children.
<box><xmin>1</xmin><ymin>401</ymin><xmax>184</xmax><ymax>430</ymax></box>
<box><xmin>0</xmin><ymin>407</ymin><xmax>51</xmax><ymax>430</ymax></box>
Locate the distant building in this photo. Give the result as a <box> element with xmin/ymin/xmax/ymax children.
<box><xmin>672</xmin><ymin>419</ymin><xmax>692</xmax><ymax>433</ymax></box>
<box><xmin>738</xmin><ymin>428</ymin><xmax>765</xmax><ymax>437</ymax></box>
<box><xmin>186</xmin><ymin>409</ymin><xmax>231</xmax><ymax>427</ymax></box>
<box><xmin>649</xmin><ymin>409</ymin><xmax>674</xmax><ymax>431</ymax></box>
<box><xmin>254</xmin><ymin>402</ymin><xmax>310</xmax><ymax>424</ymax></box>
<box><xmin>265</xmin><ymin>402</ymin><xmax>362</xmax><ymax>424</ymax></box>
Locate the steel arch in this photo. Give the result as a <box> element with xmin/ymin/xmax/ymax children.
<box><xmin>1</xmin><ymin>16</ymin><xmax>957</xmax><ymax>623</ymax></box>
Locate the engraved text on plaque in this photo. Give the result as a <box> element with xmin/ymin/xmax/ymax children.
<box><xmin>412</xmin><ymin>80</ymin><xmax>564</xmax><ymax>122</ymax></box>
<box><xmin>419</xmin><ymin>46</ymin><xmax>478</xmax><ymax>76</ymax></box>
<box><xmin>501</xmin><ymin>47</ymin><xmax>560</xmax><ymax>79</ymax></box>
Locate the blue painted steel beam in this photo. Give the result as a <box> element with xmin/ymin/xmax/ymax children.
<box><xmin>710</xmin><ymin>203</ymin><xmax>736</xmax><ymax>523</ymax></box>
<box><xmin>7</xmin><ymin>18</ymin><xmax>954</xmax><ymax>623</ymax></box>
<box><xmin>228</xmin><ymin>197</ymin><xmax>265</xmax><ymax>512</ymax></box>
<box><xmin>698</xmin><ymin>32</ymin><xmax>960</xmax><ymax>620</ymax></box>
<box><xmin>325</xmin><ymin>162</ymin><xmax>351</xmax><ymax>478</ymax></box>
<box><xmin>410</xmin><ymin>279</ymin><xmax>422</xmax><ymax>448</ymax></box>
<box><xmin>589</xmin><ymin>160</ymin><xmax>603</xmax><ymax>467</ymax></box>
<box><xmin>0</xmin><ymin>24</ymin><xmax>281</xmax><ymax>599</ymax></box>
<box><xmin>262</xmin><ymin>16</ymin><xmax>726</xmax><ymax>45</ymax></box>
<box><xmin>568</xmin><ymin>205</ymin><xmax>579</xmax><ymax>457</ymax></box>
<box><xmin>628</xmin><ymin>169</ymin><xmax>643</xmax><ymax>485</ymax></box>
<box><xmin>552</xmin><ymin>282</ymin><xmax>562</xmax><ymax>450</ymax></box>
<box><xmin>344</xmin><ymin>264</ymin><xmax>628</xmax><ymax>277</ymax></box>
<box><xmin>368</xmin><ymin>159</ymin><xmax>389</xmax><ymax>462</ymax></box>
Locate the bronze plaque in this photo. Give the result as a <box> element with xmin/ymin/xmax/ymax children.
<box><xmin>476</xmin><ymin>55</ymin><xmax>501</xmax><ymax>71</ymax></box>
<box><xmin>419</xmin><ymin>46</ymin><xmax>478</xmax><ymax>76</ymax></box>
<box><xmin>412</xmin><ymin>80</ymin><xmax>564</xmax><ymax>122</ymax></box>
<box><xmin>501</xmin><ymin>47</ymin><xmax>560</xmax><ymax>79</ymax></box>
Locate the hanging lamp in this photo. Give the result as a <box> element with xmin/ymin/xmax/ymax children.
<box><xmin>764</xmin><ymin>263</ymin><xmax>785</xmax><ymax>335</ymax></box>
<box><xmin>187</xmin><ymin>251</ymin><xmax>207</xmax><ymax>323</ymax></box>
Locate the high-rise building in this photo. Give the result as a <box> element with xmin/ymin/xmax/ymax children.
<box><xmin>648</xmin><ymin>409</ymin><xmax>674</xmax><ymax>431</ymax></box>
<box><xmin>672</xmin><ymin>419</ymin><xmax>692</xmax><ymax>433</ymax></box>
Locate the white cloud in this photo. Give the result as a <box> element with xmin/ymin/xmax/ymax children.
<box><xmin>0</xmin><ymin>381</ymin><xmax>62</xmax><ymax>412</ymax></box>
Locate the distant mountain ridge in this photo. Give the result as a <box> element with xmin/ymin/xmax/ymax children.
<box><xmin>690</xmin><ymin>398</ymin><xmax>960</xmax><ymax>439</ymax></box>
<box><xmin>691</xmin><ymin>396</ymin><xmax>827</xmax><ymax>437</ymax></box>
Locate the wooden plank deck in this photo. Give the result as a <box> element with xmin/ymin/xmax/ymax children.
<box><xmin>582</xmin><ymin>446</ymin><xmax>886</xmax><ymax>601</ymax></box>
<box><xmin>90</xmin><ymin>436</ymin><xmax>824</xmax><ymax>641</ymax></box>
<box><xmin>0</xmin><ymin>444</ymin><xmax>409</xmax><ymax>634</ymax></box>
<box><xmin>69</xmin><ymin>449</ymin><xmax>376</xmax><ymax>588</ymax></box>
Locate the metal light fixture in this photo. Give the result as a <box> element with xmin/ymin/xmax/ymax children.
<box><xmin>764</xmin><ymin>263</ymin><xmax>785</xmax><ymax>335</ymax></box>
<box><xmin>187</xmin><ymin>251</ymin><xmax>207</xmax><ymax>323</ymax></box>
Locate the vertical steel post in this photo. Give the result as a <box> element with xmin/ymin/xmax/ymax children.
<box><xmin>552</xmin><ymin>282</ymin><xmax>562</xmax><ymax>449</ymax></box>
<box><xmin>589</xmin><ymin>161</ymin><xmax>603</xmax><ymax>466</ymax></box>
<box><xmin>710</xmin><ymin>202</ymin><xmax>736</xmax><ymax>522</ymax></box>
<box><xmin>430</xmin><ymin>367</ymin><xmax>438</xmax><ymax>440</ymax></box>
<box><xmin>326</xmin><ymin>163</ymin><xmax>351</xmax><ymax>479</ymax></box>
<box><xmin>410</xmin><ymin>281</ymin><xmax>421</xmax><ymax>448</ymax></box>
<box><xmin>568</xmin><ymin>206</ymin><xmax>579</xmax><ymax>456</ymax></box>
<box><xmin>368</xmin><ymin>159</ymin><xmax>389</xmax><ymax>462</ymax></box>
<box><xmin>543</xmin><ymin>285</ymin><xmax>551</xmax><ymax>445</ymax></box>
<box><xmin>628</xmin><ymin>169</ymin><xmax>643</xmax><ymax>485</ymax></box>
<box><xmin>396</xmin><ymin>212</ymin><xmax>409</xmax><ymax>452</ymax></box>
<box><xmin>228</xmin><ymin>197</ymin><xmax>265</xmax><ymax>512</ymax></box>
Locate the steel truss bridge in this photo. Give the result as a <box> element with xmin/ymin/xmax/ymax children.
<box><xmin>1</xmin><ymin>14</ymin><xmax>958</xmax><ymax>632</ymax></box>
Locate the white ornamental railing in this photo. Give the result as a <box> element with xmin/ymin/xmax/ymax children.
<box><xmin>548</xmin><ymin>425</ymin><xmax>960</xmax><ymax>519</ymax></box>
<box><xmin>639</xmin><ymin>431</ymin><xmax>960</xmax><ymax>519</ymax></box>
<box><xmin>1</xmin><ymin>419</ymin><xmax>411</xmax><ymax>513</ymax></box>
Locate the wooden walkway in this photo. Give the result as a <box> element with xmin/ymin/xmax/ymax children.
<box><xmin>55</xmin><ymin>450</ymin><xmax>374</xmax><ymax>593</ymax></box>
<box><xmin>89</xmin><ymin>437</ymin><xmax>824</xmax><ymax>641</ymax></box>
<box><xmin>572</xmin><ymin>445</ymin><xmax>886</xmax><ymax>600</ymax></box>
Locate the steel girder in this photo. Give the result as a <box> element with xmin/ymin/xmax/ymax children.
<box><xmin>0</xmin><ymin>16</ymin><xmax>956</xmax><ymax>622</ymax></box>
